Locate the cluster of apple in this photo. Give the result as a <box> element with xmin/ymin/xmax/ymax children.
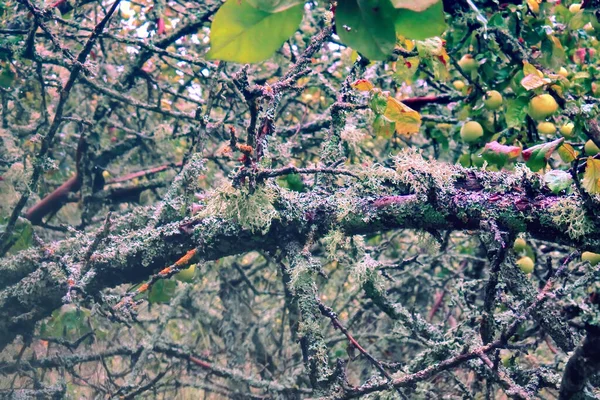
<box><xmin>513</xmin><ymin>237</ymin><xmax>600</xmax><ymax>275</ymax></box>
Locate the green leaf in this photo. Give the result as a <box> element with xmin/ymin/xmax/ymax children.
<box><xmin>544</xmin><ymin>170</ymin><xmax>573</xmax><ymax>194</ymax></box>
<box><xmin>568</xmin><ymin>10</ymin><xmax>590</xmax><ymax>30</ymax></box>
<box><xmin>394</xmin><ymin>1</ymin><xmax>446</xmax><ymax>40</ymax></box>
<box><xmin>0</xmin><ymin>65</ymin><xmax>15</xmax><ymax>89</ymax></box>
<box><xmin>522</xmin><ymin>138</ymin><xmax>564</xmax><ymax>172</ymax></box>
<box><xmin>336</xmin><ymin>0</ymin><xmax>398</xmax><ymax>61</ymax></box>
<box><xmin>40</xmin><ymin>306</ymin><xmax>92</xmax><ymax>340</ymax></box>
<box><xmin>482</xmin><ymin>141</ymin><xmax>521</xmax><ymax>168</ymax></box>
<box><xmin>373</xmin><ymin>114</ymin><xmax>395</xmax><ymax>138</ymax></box>
<box><xmin>505</xmin><ymin>96</ymin><xmax>529</xmax><ymax>128</ymax></box>
<box><xmin>582</xmin><ymin>158</ymin><xmax>600</xmax><ymax>194</ymax></box>
<box><xmin>147</xmin><ymin>279</ymin><xmax>177</xmax><ymax>304</ymax></box>
<box><xmin>246</xmin><ymin>0</ymin><xmax>303</xmax><ymax>12</ymax></box>
<box><xmin>206</xmin><ymin>0</ymin><xmax>303</xmax><ymax>63</ymax></box>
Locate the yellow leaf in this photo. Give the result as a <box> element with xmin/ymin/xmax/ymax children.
<box><xmin>521</xmin><ymin>74</ymin><xmax>551</xmax><ymax>91</ymax></box>
<box><xmin>384</xmin><ymin>97</ymin><xmax>421</xmax><ymax>135</ymax></box>
<box><xmin>351</xmin><ymin>79</ymin><xmax>374</xmax><ymax>92</ymax></box>
<box><xmin>583</xmin><ymin>158</ymin><xmax>600</xmax><ymax>194</ymax></box>
<box><xmin>526</xmin><ymin>0</ymin><xmax>540</xmax><ymax>14</ymax></box>
<box><xmin>557</xmin><ymin>143</ymin><xmax>578</xmax><ymax>163</ymax></box>
<box><xmin>523</xmin><ymin>62</ymin><xmax>543</xmax><ymax>78</ymax></box>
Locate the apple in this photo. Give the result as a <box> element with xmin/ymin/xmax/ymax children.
<box><xmin>584</xmin><ymin>140</ymin><xmax>600</xmax><ymax>155</ymax></box>
<box><xmin>458</xmin><ymin>55</ymin><xmax>478</xmax><ymax>73</ymax></box>
<box><xmin>453</xmin><ymin>80</ymin><xmax>465</xmax><ymax>90</ymax></box>
<box><xmin>528</xmin><ymin>94</ymin><xmax>559</xmax><ymax>121</ymax></box>
<box><xmin>537</xmin><ymin>122</ymin><xmax>556</xmax><ymax>135</ymax></box>
<box><xmin>483</xmin><ymin>90</ymin><xmax>503</xmax><ymax>111</ymax></box>
<box><xmin>582</xmin><ymin>252</ymin><xmax>600</xmax><ymax>266</ymax></box>
<box><xmin>517</xmin><ymin>256</ymin><xmax>534</xmax><ymax>274</ymax></box>
<box><xmin>460</xmin><ymin>121</ymin><xmax>484</xmax><ymax>143</ymax></box>
<box><xmin>513</xmin><ymin>238</ymin><xmax>527</xmax><ymax>252</ymax></box>
<box><xmin>559</xmin><ymin>122</ymin><xmax>575</xmax><ymax>138</ymax></box>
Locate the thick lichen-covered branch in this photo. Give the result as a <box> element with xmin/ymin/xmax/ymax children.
<box><xmin>1</xmin><ymin>153</ymin><xmax>599</xmax><ymax>351</ymax></box>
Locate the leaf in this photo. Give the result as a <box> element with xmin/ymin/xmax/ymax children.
<box><xmin>390</xmin><ymin>0</ymin><xmax>439</xmax><ymax>11</ymax></box>
<box><xmin>40</xmin><ymin>306</ymin><xmax>92</xmax><ymax>340</ymax></box>
<box><xmin>384</xmin><ymin>96</ymin><xmax>421</xmax><ymax>135</ymax></box>
<box><xmin>246</xmin><ymin>0</ymin><xmax>303</xmax><ymax>12</ymax></box>
<box><xmin>540</xmin><ymin>35</ymin><xmax>566</xmax><ymax>70</ymax></box>
<box><xmin>523</xmin><ymin>62</ymin><xmax>543</xmax><ymax>77</ymax></box>
<box><xmin>557</xmin><ymin>143</ymin><xmax>578</xmax><ymax>163</ymax></box>
<box><xmin>582</xmin><ymin>158</ymin><xmax>600</xmax><ymax>194</ymax></box>
<box><xmin>394</xmin><ymin>1</ymin><xmax>446</xmax><ymax>40</ymax></box>
<box><xmin>482</xmin><ymin>141</ymin><xmax>522</xmax><ymax>167</ymax></box>
<box><xmin>521</xmin><ymin>74</ymin><xmax>552</xmax><ymax>90</ymax></box>
<box><xmin>505</xmin><ymin>96</ymin><xmax>529</xmax><ymax>128</ymax></box>
<box><xmin>336</xmin><ymin>0</ymin><xmax>397</xmax><ymax>61</ymax></box>
<box><xmin>206</xmin><ymin>0</ymin><xmax>303</xmax><ymax>63</ymax></box>
<box><xmin>369</xmin><ymin>90</ymin><xmax>388</xmax><ymax>114</ymax></box>
<box><xmin>0</xmin><ymin>65</ymin><xmax>15</xmax><ymax>89</ymax></box>
<box><xmin>522</xmin><ymin>138</ymin><xmax>564</xmax><ymax>172</ymax></box>
<box><xmin>373</xmin><ymin>114</ymin><xmax>395</xmax><ymax>138</ymax></box>
<box><xmin>544</xmin><ymin>170</ymin><xmax>573</xmax><ymax>194</ymax></box>
<box><xmin>568</xmin><ymin>10</ymin><xmax>590</xmax><ymax>30</ymax></box>
<box><xmin>352</xmin><ymin>79</ymin><xmax>374</xmax><ymax>92</ymax></box>
<box><xmin>147</xmin><ymin>279</ymin><xmax>177</xmax><ymax>304</ymax></box>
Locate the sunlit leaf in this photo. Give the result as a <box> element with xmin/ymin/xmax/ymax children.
<box><xmin>522</xmin><ymin>138</ymin><xmax>564</xmax><ymax>172</ymax></box>
<box><xmin>384</xmin><ymin>97</ymin><xmax>421</xmax><ymax>135</ymax></box>
<box><xmin>582</xmin><ymin>158</ymin><xmax>600</xmax><ymax>194</ymax></box>
<box><xmin>523</xmin><ymin>62</ymin><xmax>543</xmax><ymax>77</ymax></box>
<box><xmin>557</xmin><ymin>143</ymin><xmax>578</xmax><ymax>163</ymax></box>
<box><xmin>521</xmin><ymin>74</ymin><xmax>552</xmax><ymax>90</ymax></box>
<box><xmin>206</xmin><ymin>0</ymin><xmax>303</xmax><ymax>63</ymax></box>
<box><xmin>246</xmin><ymin>0</ymin><xmax>303</xmax><ymax>12</ymax></box>
<box><xmin>352</xmin><ymin>79</ymin><xmax>374</xmax><ymax>92</ymax></box>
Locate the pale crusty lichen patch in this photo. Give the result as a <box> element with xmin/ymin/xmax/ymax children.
<box><xmin>198</xmin><ymin>182</ymin><xmax>279</xmax><ymax>235</ymax></box>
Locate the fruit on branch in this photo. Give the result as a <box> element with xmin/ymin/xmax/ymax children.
<box><xmin>528</xmin><ymin>94</ymin><xmax>559</xmax><ymax>121</ymax></box>
<box><xmin>569</xmin><ymin>3</ymin><xmax>582</xmax><ymax>13</ymax></box>
<box><xmin>513</xmin><ymin>237</ymin><xmax>527</xmax><ymax>252</ymax></box>
<box><xmin>483</xmin><ymin>90</ymin><xmax>503</xmax><ymax>110</ymax></box>
<box><xmin>458</xmin><ymin>54</ymin><xmax>478</xmax><ymax>72</ymax></box>
<box><xmin>537</xmin><ymin>122</ymin><xmax>556</xmax><ymax>135</ymax></box>
<box><xmin>453</xmin><ymin>80</ymin><xmax>465</xmax><ymax>90</ymax></box>
<box><xmin>559</xmin><ymin>67</ymin><xmax>569</xmax><ymax>78</ymax></box>
<box><xmin>582</xmin><ymin>252</ymin><xmax>600</xmax><ymax>266</ymax></box>
<box><xmin>460</xmin><ymin>121</ymin><xmax>484</xmax><ymax>143</ymax></box>
<box><xmin>559</xmin><ymin>122</ymin><xmax>575</xmax><ymax>138</ymax></box>
<box><xmin>585</xmin><ymin>140</ymin><xmax>600</xmax><ymax>155</ymax></box>
<box><xmin>517</xmin><ymin>256</ymin><xmax>535</xmax><ymax>274</ymax></box>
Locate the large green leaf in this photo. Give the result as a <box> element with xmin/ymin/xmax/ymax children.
<box><xmin>206</xmin><ymin>0</ymin><xmax>303</xmax><ymax>63</ymax></box>
<box><xmin>505</xmin><ymin>96</ymin><xmax>529</xmax><ymax>128</ymax></box>
<box><xmin>246</xmin><ymin>0</ymin><xmax>303</xmax><ymax>12</ymax></box>
<box><xmin>336</xmin><ymin>0</ymin><xmax>398</xmax><ymax>61</ymax></box>
<box><xmin>394</xmin><ymin>1</ymin><xmax>446</xmax><ymax>40</ymax></box>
